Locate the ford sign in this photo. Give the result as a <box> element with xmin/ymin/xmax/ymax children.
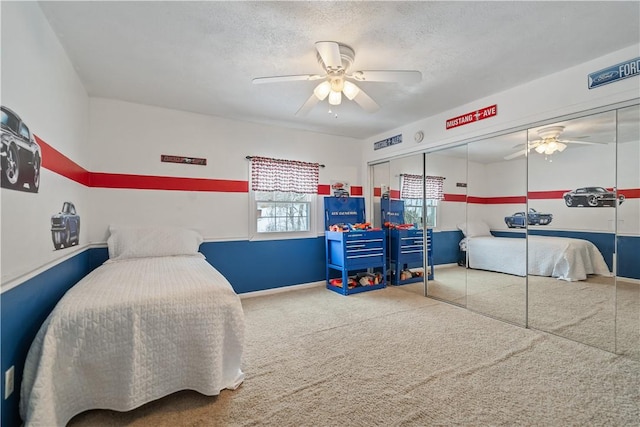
<box><xmin>588</xmin><ymin>57</ymin><xmax>640</xmax><ymax>89</ymax></box>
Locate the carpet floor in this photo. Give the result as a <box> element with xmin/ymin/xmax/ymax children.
<box><xmin>68</xmin><ymin>285</ymin><xmax>639</xmax><ymax>426</ymax></box>
<box><xmin>427</xmin><ymin>266</ymin><xmax>639</xmax><ymax>359</ymax></box>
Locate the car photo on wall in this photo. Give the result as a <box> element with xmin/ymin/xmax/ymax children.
<box><xmin>504</xmin><ymin>208</ymin><xmax>553</xmax><ymax>228</ymax></box>
<box><xmin>51</xmin><ymin>202</ymin><xmax>80</xmax><ymax>250</ymax></box>
<box><xmin>1</xmin><ymin>105</ymin><xmax>41</xmax><ymax>193</ymax></box>
<box><xmin>563</xmin><ymin>187</ymin><xmax>624</xmax><ymax>207</ymax></box>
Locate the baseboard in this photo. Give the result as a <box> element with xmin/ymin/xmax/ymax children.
<box><xmin>617</xmin><ymin>276</ymin><xmax>640</xmax><ymax>285</ymax></box>
<box><xmin>434</xmin><ymin>263</ymin><xmax>459</xmax><ymax>269</ymax></box>
<box><xmin>239</xmin><ymin>281</ymin><xmax>325</xmax><ymax>299</ymax></box>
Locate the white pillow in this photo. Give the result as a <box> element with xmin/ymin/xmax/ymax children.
<box><xmin>457</xmin><ymin>220</ymin><xmax>491</xmax><ymax>237</ymax></box>
<box><xmin>107</xmin><ymin>225</ymin><xmax>203</xmax><ymax>260</ymax></box>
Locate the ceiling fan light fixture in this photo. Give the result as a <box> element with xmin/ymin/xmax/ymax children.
<box><xmin>313</xmin><ymin>81</ymin><xmax>331</xmax><ymax>101</ymax></box>
<box><xmin>535</xmin><ymin>145</ymin><xmax>547</xmax><ymax>154</ymax></box>
<box><xmin>342</xmin><ymin>81</ymin><xmax>360</xmax><ymax>100</ymax></box>
<box><xmin>328</xmin><ymin>90</ymin><xmax>342</xmax><ymax>105</ymax></box>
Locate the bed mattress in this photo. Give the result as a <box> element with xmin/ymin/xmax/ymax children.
<box><xmin>20</xmin><ymin>255</ymin><xmax>245</xmax><ymax>426</ymax></box>
<box><xmin>467</xmin><ymin>235</ymin><xmax>611</xmax><ymax>281</ymax></box>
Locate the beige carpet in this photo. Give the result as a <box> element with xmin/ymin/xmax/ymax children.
<box><xmin>68</xmin><ymin>285</ymin><xmax>639</xmax><ymax>426</ymax></box>
<box><xmin>426</xmin><ymin>265</ymin><xmax>639</xmax><ymax>358</ymax></box>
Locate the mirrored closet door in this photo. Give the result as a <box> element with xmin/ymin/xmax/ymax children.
<box><xmin>368</xmin><ymin>103</ymin><xmax>638</xmax><ymax>361</ymax></box>
<box><xmin>527</xmin><ymin>111</ymin><xmax>617</xmax><ymax>352</ymax></box>
<box><xmin>466</xmin><ymin>131</ymin><xmax>528</xmax><ymax>326</ymax></box>
<box><xmin>386</xmin><ymin>154</ymin><xmax>427</xmax><ymax>296</ymax></box>
<box><xmin>615</xmin><ymin>104</ymin><xmax>639</xmax><ymax>360</ymax></box>
<box><xmin>424</xmin><ymin>145</ymin><xmax>468</xmax><ymax>306</ymax></box>
<box><xmin>371</xmin><ymin>162</ymin><xmax>390</xmax><ymax>230</ymax></box>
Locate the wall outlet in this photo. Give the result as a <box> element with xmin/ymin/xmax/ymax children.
<box><xmin>5</xmin><ymin>366</ymin><xmax>14</xmax><ymax>400</ymax></box>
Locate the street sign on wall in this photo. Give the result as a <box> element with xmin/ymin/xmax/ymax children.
<box><xmin>588</xmin><ymin>57</ymin><xmax>640</xmax><ymax>89</ymax></box>
<box><xmin>446</xmin><ymin>104</ymin><xmax>497</xmax><ymax>130</ymax></box>
<box><xmin>374</xmin><ymin>134</ymin><xmax>402</xmax><ymax>150</ymax></box>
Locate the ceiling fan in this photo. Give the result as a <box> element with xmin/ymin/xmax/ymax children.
<box><xmin>252</xmin><ymin>41</ymin><xmax>422</xmax><ymax>116</ymax></box>
<box><xmin>504</xmin><ymin>126</ymin><xmax>601</xmax><ymax>160</ymax></box>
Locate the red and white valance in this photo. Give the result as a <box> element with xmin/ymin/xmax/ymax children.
<box><xmin>250</xmin><ymin>156</ymin><xmax>319</xmax><ymax>194</ymax></box>
<box><xmin>400</xmin><ymin>174</ymin><xmax>444</xmax><ymax>200</ymax></box>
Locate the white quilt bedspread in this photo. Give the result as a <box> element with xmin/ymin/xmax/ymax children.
<box><xmin>20</xmin><ymin>255</ymin><xmax>245</xmax><ymax>426</ymax></box>
<box><xmin>467</xmin><ymin>235</ymin><xmax>611</xmax><ymax>281</ymax></box>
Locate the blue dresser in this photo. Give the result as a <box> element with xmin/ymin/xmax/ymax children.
<box><xmin>381</xmin><ymin>199</ymin><xmax>434</xmax><ymax>285</ymax></box>
<box><xmin>324</xmin><ymin>197</ymin><xmax>386</xmax><ymax>295</ymax></box>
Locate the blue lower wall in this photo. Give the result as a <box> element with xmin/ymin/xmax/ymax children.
<box><xmin>432</xmin><ymin>230</ymin><xmax>464</xmax><ymax>265</ymax></box>
<box><xmin>616</xmin><ymin>236</ymin><xmax>640</xmax><ymax>280</ymax></box>
<box><xmin>1</xmin><ymin>251</ymin><xmax>94</xmax><ymax>427</ymax></box>
<box><xmin>199</xmin><ymin>237</ymin><xmax>326</xmax><ymax>293</ymax></box>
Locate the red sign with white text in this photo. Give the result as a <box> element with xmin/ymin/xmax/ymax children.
<box><xmin>446</xmin><ymin>104</ymin><xmax>497</xmax><ymax>129</ymax></box>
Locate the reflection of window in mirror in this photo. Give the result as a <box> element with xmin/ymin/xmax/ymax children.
<box><xmin>403</xmin><ymin>198</ymin><xmax>437</xmax><ymax>228</ymax></box>
<box><xmin>400</xmin><ymin>173</ymin><xmax>444</xmax><ymax>228</ymax></box>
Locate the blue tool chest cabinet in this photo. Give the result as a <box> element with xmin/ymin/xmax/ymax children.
<box><xmin>324</xmin><ymin>197</ymin><xmax>386</xmax><ymax>295</ymax></box>
<box><xmin>381</xmin><ymin>199</ymin><xmax>434</xmax><ymax>285</ymax></box>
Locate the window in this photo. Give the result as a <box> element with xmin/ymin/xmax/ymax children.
<box><xmin>250</xmin><ymin>156</ymin><xmax>319</xmax><ymax>238</ymax></box>
<box><xmin>255</xmin><ymin>191</ymin><xmax>310</xmax><ymax>233</ymax></box>
<box><xmin>400</xmin><ymin>174</ymin><xmax>444</xmax><ymax>228</ymax></box>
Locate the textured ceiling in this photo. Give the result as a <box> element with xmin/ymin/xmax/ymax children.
<box><xmin>38</xmin><ymin>1</ymin><xmax>640</xmax><ymax>139</ymax></box>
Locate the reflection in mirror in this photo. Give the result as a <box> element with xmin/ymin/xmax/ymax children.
<box><xmin>371</xmin><ymin>162</ymin><xmax>390</xmax><ymax>230</ymax></box>
<box><xmin>527</xmin><ymin>111</ymin><xmax>616</xmax><ymax>352</ymax></box>
<box><xmin>465</xmin><ymin>131</ymin><xmax>527</xmax><ymax>326</ymax></box>
<box><xmin>616</xmin><ymin>104</ymin><xmax>639</xmax><ymax>360</ymax></box>
<box><xmin>425</xmin><ymin>146</ymin><xmax>467</xmax><ymax>306</ymax></box>
<box><xmin>385</xmin><ymin>154</ymin><xmax>426</xmax><ymax>296</ymax></box>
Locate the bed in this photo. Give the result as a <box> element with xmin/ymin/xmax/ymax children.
<box><xmin>20</xmin><ymin>226</ymin><xmax>245</xmax><ymax>427</ymax></box>
<box><xmin>459</xmin><ymin>221</ymin><xmax>611</xmax><ymax>281</ymax></box>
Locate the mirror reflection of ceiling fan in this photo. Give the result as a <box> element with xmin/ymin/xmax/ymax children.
<box><xmin>252</xmin><ymin>41</ymin><xmax>422</xmax><ymax>116</ymax></box>
<box><xmin>504</xmin><ymin>126</ymin><xmax>604</xmax><ymax>160</ymax></box>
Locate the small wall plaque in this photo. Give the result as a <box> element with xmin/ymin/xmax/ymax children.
<box><xmin>161</xmin><ymin>155</ymin><xmax>207</xmax><ymax>166</ymax></box>
<box><xmin>374</xmin><ymin>134</ymin><xmax>402</xmax><ymax>150</ymax></box>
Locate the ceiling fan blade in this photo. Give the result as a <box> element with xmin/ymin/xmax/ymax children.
<box><xmin>252</xmin><ymin>74</ymin><xmax>324</xmax><ymax>84</ymax></box>
<box><xmin>295</xmin><ymin>94</ymin><xmax>319</xmax><ymax>116</ymax></box>
<box><xmin>558</xmin><ymin>139</ymin><xmax>607</xmax><ymax>145</ymax></box>
<box><xmin>349</xmin><ymin>70</ymin><xmax>422</xmax><ymax>84</ymax></box>
<box><xmin>504</xmin><ymin>149</ymin><xmax>527</xmax><ymax>160</ymax></box>
<box><xmin>352</xmin><ymin>88</ymin><xmax>380</xmax><ymax>113</ymax></box>
<box><xmin>315</xmin><ymin>41</ymin><xmax>342</xmax><ymax>69</ymax></box>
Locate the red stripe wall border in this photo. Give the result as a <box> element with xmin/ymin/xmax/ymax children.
<box><xmin>36</xmin><ymin>136</ymin><xmax>91</xmax><ymax>186</ymax></box>
<box><xmin>90</xmin><ymin>172</ymin><xmax>249</xmax><ymax>192</ymax></box>
<box><xmin>36</xmin><ymin>135</ymin><xmax>363</xmax><ymax>194</ymax></box>
<box><xmin>35</xmin><ymin>135</ymin><xmax>638</xmax><ymax>199</ymax></box>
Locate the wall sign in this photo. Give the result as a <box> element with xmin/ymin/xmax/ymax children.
<box><xmin>161</xmin><ymin>154</ymin><xmax>207</xmax><ymax>165</ymax></box>
<box><xmin>588</xmin><ymin>57</ymin><xmax>640</xmax><ymax>89</ymax></box>
<box><xmin>446</xmin><ymin>104</ymin><xmax>497</xmax><ymax>130</ymax></box>
<box><xmin>374</xmin><ymin>134</ymin><xmax>402</xmax><ymax>150</ymax></box>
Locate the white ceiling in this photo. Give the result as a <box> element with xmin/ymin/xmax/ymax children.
<box><xmin>38</xmin><ymin>1</ymin><xmax>640</xmax><ymax>140</ymax></box>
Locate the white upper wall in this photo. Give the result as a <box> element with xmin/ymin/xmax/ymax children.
<box><xmin>1</xmin><ymin>2</ymin><xmax>90</xmax><ymax>287</ymax></box>
<box><xmin>362</xmin><ymin>44</ymin><xmax>640</xmax><ymax>166</ymax></box>
<box><xmin>87</xmin><ymin>98</ymin><xmax>363</xmax><ymax>243</ymax></box>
